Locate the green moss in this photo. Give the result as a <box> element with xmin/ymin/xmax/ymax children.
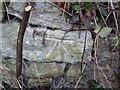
<box><xmin>45</xmin><ymin>43</ymin><xmax>66</xmax><ymax>60</ymax></box>
<box><xmin>30</xmin><ymin>62</ymin><xmax>63</xmax><ymax>79</ymax></box>
<box><xmin>64</xmin><ymin>43</ymin><xmax>81</xmax><ymax>60</ymax></box>
<box><xmin>28</xmin><ymin>78</ymin><xmax>51</xmax><ymax>86</ymax></box>
<box><xmin>44</xmin><ymin>42</ymin><xmax>82</xmax><ymax>62</ymax></box>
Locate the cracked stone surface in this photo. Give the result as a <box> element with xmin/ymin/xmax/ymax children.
<box><xmin>1</xmin><ymin>21</ymin><xmax>93</xmax><ymax>63</ymax></box>
<box><xmin>2</xmin><ymin>2</ymin><xmax>93</xmax><ymax>63</ymax></box>
<box><xmin>1</xmin><ymin>2</ymin><xmax>94</xmax><ymax>88</ymax></box>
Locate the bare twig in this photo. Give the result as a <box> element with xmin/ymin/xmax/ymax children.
<box><xmin>3</xmin><ymin>1</ymin><xmax>10</xmax><ymax>22</ymax></box>
<box><xmin>74</xmin><ymin>61</ymin><xmax>87</xmax><ymax>89</ymax></box>
<box><xmin>16</xmin><ymin>2</ymin><xmax>32</xmax><ymax>88</ymax></box>
<box><xmin>92</xmin><ymin>34</ymin><xmax>113</xmax><ymax>88</ymax></box>
<box><xmin>110</xmin><ymin>0</ymin><xmax>120</xmax><ymax>38</ymax></box>
<box><xmin>48</xmin><ymin>1</ymin><xmax>72</xmax><ymax>17</ymax></box>
<box><xmin>117</xmin><ymin>1</ymin><xmax>120</xmax><ymax>87</ymax></box>
<box><xmin>80</xmin><ymin>29</ymin><xmax>88</xmax><ymax>74</ymax></box>
<box><xmin>95</xmin><ymin>60</ymin><xmax>113</xmax><ymax>89</ymax></box>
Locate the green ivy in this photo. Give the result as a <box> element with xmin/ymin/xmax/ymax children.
<box><xmin>71</xmin><ymin>2</ymin><xmax>93</xmax><ymax>11</ymax></box>
<box><xmin>87</xmin><ymin>79</ymin><xmax>105</xmax><ymax>90</ymax></box>
<box><xmin>84</xmin><ymin>2</ymin><xmax>93</xmax><ymax>11</ymax></box>
<box><xmin>94</xmin><ymin>25</ymin><xmax>112</xmax><ymax>38</ymax></box>
<box><xmin>111</xmin><ymin>36</ymin><xmax>120</xmax><ymax>52</ymax></box>
<box><xmin>71</xmin><ymin>2</ymin><xmax>80</xmax><ymax>11</ymax></box>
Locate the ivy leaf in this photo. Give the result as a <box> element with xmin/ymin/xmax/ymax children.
<box><xmin>111</xmin><ymin>36</ymin><xmax>120</xmax><ymax>52</ymax></box>
<box><xmin>71</xmin><ymin>2</ymin><xmax>80</xmax><ymax>11</ymax></box>
<box><xmin>99</xmin><ymin>7</ymin><xmax>108</xmax><ymax>16</ymax></box>
<box><xmin>84</xmin><ymin>2</ymin><xmax>93</xmax><ymax>11</ymax></box>
<box><xmin>94</xmin><ymin>25</ymin><xmax>112</xmax><ymax>38</ymax></box>
<box><xmin>112</xmin><ymin>36</ymin><xmax>119</xmax><ymax>41</ymax></box>
<box><xmin>87</xmin><ymin>79</ymin><xmax>105</xmax><ymax>90</ymax></box>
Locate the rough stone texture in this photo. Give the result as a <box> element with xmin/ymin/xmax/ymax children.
<box><xmin>1</xmin><ymin>21</ymin><xmax>93</xmax><ymax>63</ymax></box>
<box><xmin>2</xmin><ymin>2</ymin><xmax>93</xmax><ymax>63</ymax></box>
<box><xmin>8</xmin><ymin>2</ymin><xmax>71</xmax><ymax>30</ymax></box>
<box><xmin>1</xmin><ymin>1</ymin><xmax>119</xmax><ymax>89</ymax></box>
<box><xmin>1</xmin><ymin>2</ymin><xmax>94</xmax><ymax>88</ymax></box>
<box><xmin>2</xmin><ymin>58</ymin><xmax>65</xmax><ymax>87</ymax></box>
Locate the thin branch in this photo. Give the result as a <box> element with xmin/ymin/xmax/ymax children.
<box><xmin>80</xmin><ymin>29</ymin><xmax>88</xmax><ymax>74</ymax></box>
<box><xmin>3</xmin><ymin>1</ymin><xmax>10</xmax><ymax>23</ymax></box>
<box><xmin>48</xmin><ymin>1</ymin><xmax>72</xmax><ymax>17</ymax></box>
<box><xmin>95</xmin><ymin>61</ymin><xmax>113</xmax><ymax>89</ymax></box>
<box><xmin>74</xmin><ymin>61</ymin><xmax>88</xmax><ymax>89</ymax></box>
<box><xmin>110</xmin><ymin>0</ymin><xmax>120</xmax><ymax>38</ymax></box>
<box><xmin>117</xmin><ymin>1</ymin><xmax>120</xmax><ymax>87</ymax></box>
<box><xmin>16</xmin><ymin>3</ymin><xmax>32</xmax><ymax>79</ymax></box>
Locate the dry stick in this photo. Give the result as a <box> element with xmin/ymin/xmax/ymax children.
<box><xmin>93</xmin><ymin>35</ymin><xmax>99</xmax><ymax>80</ymax></box>
<box><xmin>92</xmin><ymin>10</ymin><xmax>114</xmax><ymax>88</ymax></box>
<box><xmin>3</xmin><ymin>1</ymin><xmax>10</xmax><ymax>23</ymax></box>
<box><xmin>80</xmin><ymin>29</ymin><xmax>87</xmax><ymax>75</ymax></box>
<box><xmin>91</xmin><ymin>9</ymin><xmax>112</xmax><ymax>82</ymax></box>
<box><xmin>79</xmin><ymin>3</ymin><xmax>83</xmax><ymax>24</ymax></box>
<box><xmin>110</xmin><ymin>0</ymin><xmax>120</xmax><ymax>38</ymax></box>
<box><xmin>99</xmin><ymin>2</ymin><xmax>117</xmax><ymax>12</ymax></box>
<box><xmin>78</xmin><ymin>3</ymin><xmax>83</xmax><ymax>38</ymax></box>
<box><xmin>74</xmin><ymin>61</ymin><xmax>88</xmax><ymax>89</ymax></box>
<box><xmin>110</xmin><ymin>0</ymin><xmax>120</xmax><ymax>87</ymax></box>
<box><xmin>62</xmin><ymin>2</ymin><xmax>67</xmax><ymax>20</ymax></box>
<box><xmin>93</xmin><ymin>35</ymin><xmax>113</xmax><ymax>88</ymax></box>
<box><xmin>16</xmin><ymin>4</ymin><xmax>32</xmax><ymax>83</ymax></box>
<box><xmin>48</xmin><ymin>1</ymin><xmax>72</xmax><ymax>17</ymax></box>
<box><xmin>117</xmin><ymin>1</ymin><xmax>120</xmax><ymax>87</ymax></box>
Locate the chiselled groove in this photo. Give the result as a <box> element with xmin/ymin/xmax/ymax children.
<box><xmin>1</xmin><ymin>12</ymin><xmax>92</xmax><ymax>31</ymax></box>
<box><xmin>29</xmin><ymin>23</ymin><xmax>62</xmax><ymax>30</ymax></box>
